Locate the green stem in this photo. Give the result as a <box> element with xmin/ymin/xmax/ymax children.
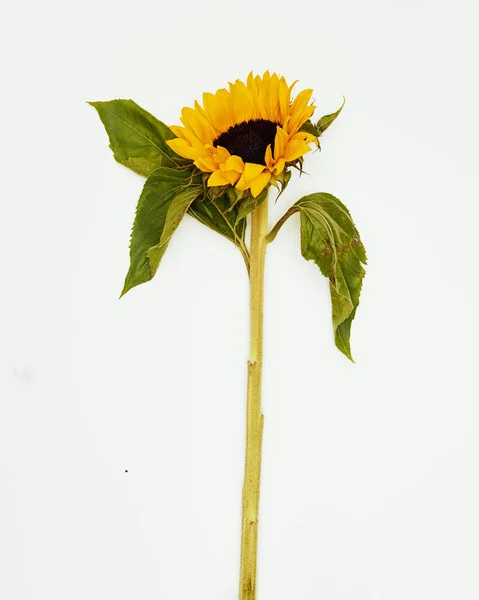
<box><xmin>265</xmin><ymin>206</ymin><xmax>299</xmax><ymax>244</ymax></box>
<box><xmin>239</xmin><ymin>198</ymin><xmax>268</xmax><ymax>600</ymax></box>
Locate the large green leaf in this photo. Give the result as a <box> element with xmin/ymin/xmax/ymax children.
<box><xmin>90</xmin><ymin>99</ymin><xmax>250</xmax><ymax>264</ymax></box>
<box><xmin>89</xmin><ymin>99</ymin><xmax>179</xmax><ymax>176</ymax></box>
<box><xmin>298</xmin><ymin>193</ymin><xmax>366</xmax><ymax>360</ymax></box>
<box><xmin>235</xmin><ymin>188</ymin><xmax>269</xmax><ymax>222</ymax></box>
<box><xmin>121</xmin><ymin>168</ymin><xmax>203</xmax><ymax>296</ymax></box>
<box><xmin>268</xmin><ymin>193</ymin><xmax>366</xmax><ymax>360</ymax></box>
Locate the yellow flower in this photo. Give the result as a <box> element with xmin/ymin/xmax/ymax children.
<box><xmin>167</xmin><ymin>72</ymin><xmax>319</xmax><ymax>198</ymax></box>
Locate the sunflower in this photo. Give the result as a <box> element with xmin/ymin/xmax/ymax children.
<box><xmin>166</xmin><ymin>72</ymin><xmax>319</xmax><ymax>198</ymax></box>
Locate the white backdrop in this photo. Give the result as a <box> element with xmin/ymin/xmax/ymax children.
<box><xmin>1</xmin><ymin>1</ymin><xmax>479</xmax><ymax>599</ymax></box>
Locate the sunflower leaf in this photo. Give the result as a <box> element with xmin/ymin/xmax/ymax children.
<box><xmin>300</xmin><ymin>120</ymin><xmax>321</xmax><ymax>137</ymax></box>
<box><xmin>269</xmin><ymin>192</ymin><xmax>366</xmax><ymax>360</ymax></box>
<box><xmin>297</xmin><ymin>192</ymin><xmax>366</xmax><ymax>360</ymax></box>
<box><xmin>236</xmin><ymin>188</ymin><xmax>269</xmax><ymax>222</ymax></box>
<box><xmin>121</xmin><ymin>168</ymin><xmax>202</xmax><ymax>296</ymax></box>
<box><xmin>301</xmin><ymin>97</ymin><xmax>345</xmax><ymax>138</ymax></box>
<box><xmin>89</xmin><ymin>99</ymin><xmax>181</xmax><ymax>176</ymax></box>
<box><xmin>316</xmin><ymin>97</ymin><xmax>346</xmax><ymax>135</ymax></box>
<box><xmin>188</xmin><ymin>193</ymin><xmax>248</xmax><ymax>263</ymax></box>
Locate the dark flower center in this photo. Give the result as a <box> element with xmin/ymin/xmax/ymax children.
<box><xmin>214</xmin><ymin>119</ymin><xmax>279</xmax><ymax>165</ymax></box>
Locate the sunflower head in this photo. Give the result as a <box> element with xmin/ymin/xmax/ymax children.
<box><xmin>167</xmin><ymin>71</ymin><xmax>319</xmax><ymax>198</ymax></box>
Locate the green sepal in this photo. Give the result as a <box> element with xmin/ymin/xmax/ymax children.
<box><xmin>273</xmin><ymin>169</ymin><xmax>292</xmax><ymax>202</ymax></box>
<box><xmin>121</xmin><ymin>168</ymin><xmax>203</xmax><ymax>296</ymax></box>
<box><xmin>89</xmin><ymin>99</ymin><xmax>180</xmax><ymax>176</ymax></box>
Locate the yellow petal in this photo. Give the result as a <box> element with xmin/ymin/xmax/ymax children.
<box><xmin>267</xmin><ymin>73</ymin><xmax>279</xmax><ymax>122</ymax></box>
<box><xmin>203</xmin><ymin>90</ymin><xmax>231</xmax><ymax>133</ymax></box>
<box><xmin>213</xmin><ymin>145</ymin><xmax>231</xmax><ymax>163</ymax></box>
<box><xmin>278</xmin><ymin>76</ymin><xmax>290</xmax><ymax>123</ymax></box>
<box><xmin>287</xmin><ymin>104</ymin><xmax>316</xmax><ymax>135</ymax></box>
<box><xmin>292</xmin><ymin>130</ymin><xmax>319</xmax><ymax>147</ymax></box>
<box><xmin>194</xmin><ymin>100</ymin><xmax>219</xmax><ymax>137</ymax></box>
<box><xmin>222</xmin><ymin>169</ymin><xmax>242</xmax><ymax>184</ymax></box>
<box><xmin>250</xmin><ymin>171</ymin><xmax>271</xmax><ymax>197</ymax></box>
<box><xmin>273</xmin><ymin>126</ymin><xmax>289</xmax><ymax>161</ymax></box>
<box><xmin>194</xmin><ymin>155</ymin><xmax>217</xmax><ymax>172</ymax></box>
<box><xmin>225</xmin><ymin>155</ymin><xmax>245</xmax><ymax>173</ymax></box>
<box><xmin>274</xmin><ymin>158</ymin><xmax>285</xmax><ymax>174</ymax></box>
<box><xmin>282</xmin><ymin>139</ymin><xmax>312</xmax><ymax>162</ymax></box>
<box><xmin>167</xmin><ymin>138</ymin><xmax>197</xmax><ymax>160</ymax></box>
<box><xmin>229</xmin><ymin>79</ymin><xmax>253</xmax><ymax>124</ymax></box>
<box><xmin>242</xmin><ymin>162</ymin><xmax>266</xmax><ymax>183</ymax></box>
<box><xmin>181</xmin><ymin>107</ymin><xmax>217</xmax><ymax>144</ymax></box>
<box><xmin>208</xmin><ymin>170</ymin><xmax>231</xmax><ymax>187</ymax></box>
<box><xmin>290</xmin><ymin>88</ymin><xmax>313</xmax><ymax>114</ymax></box>
<box><xmin>170</xmin><ymin>125</ymin><xmax>187</xmax><ymax>139</ymax></box>
<box><xmin>246</xmin><ymin>72</ymin><xmax>261</xmax><ymax>119</ymax></box>
<box><xmin>264</xmin><ymin>144</ymin><xmax>273</xmax><ymax>168</ymax></box>
<box><xmin>289</xmin><ymin>79</ymin><xmax>299</xmax><ymax>94</ymax></box>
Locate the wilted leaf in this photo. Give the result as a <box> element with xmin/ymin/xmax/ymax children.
<box><xmin>269</xmin><ymin>192</ymin><xmax>366</xmax><ymax>360</ymax></box>
<box><xmin>297</xmin><ymin>193</ymin><xmax>366</xmax><ymax>360</ymax></box>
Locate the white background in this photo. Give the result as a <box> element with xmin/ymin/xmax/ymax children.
<box><xmin>1</xmin><ymin>1</ymin><xmax>479</xmax><ymax>598</ymax></box>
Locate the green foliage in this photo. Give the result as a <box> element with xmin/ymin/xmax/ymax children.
<box><xmin>90</xmin><ymin>99</ymin><xmax>249</xmax><ymax>266</ymax></box>
<box><xmin>317</xmin><ymin>97</ymin><xmax>346</xmax><ymax>134</ymax></box>
<box><xmin>121</xmin><ymin>168</ymin><xmax>203</xmax><ymax>296</ymax></box>
<box><xmin>269</xmin><ymin>193</ymin><xmax>366</xmax><ymax>360</ymax></box>
<box><xmin>300</xmin><ymin>120</ymin><xmax>321</xmax><ymax>138</ymax></box>
<box><xmin>301</xmin><ymin>97</ymin><xmax>345</xmax><ymax>138</ymax></box>
<box><xmin>188</xmin><ymin>193</ymin><xmax>249</xmax><ymax>269</ymax></box>
<box><xmin>89</xmin><ymin>99</ymin><xmax>179</xmax><ymax>176</ymax></box>
<box><xmin>298</xmin><ymin>193</ymin><xmax>366</xmax><ymax>360</ymax></box>
<box><xmin>236</xmin><ymin>188</ymin><xmax>269</xmax><ymax>221</ymax></box>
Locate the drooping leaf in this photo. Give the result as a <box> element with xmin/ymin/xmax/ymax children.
<box><xmin>297</xmin><ymin>193</ymin><xmax>366</xmax><ymax>360</ymax></box>
<box><xmin>269</xmin><ymin>192</ymin><xmax>366</xmax><ymax>360</ymax></box>
<box><xmin>89</xmin><ymin>99</ymin><xmax>180</xmax><ymax>176</ymax></box>
<box><xmin>121</xmin><ymin>168</ymin><xmax>203</xmax><ymax>296</ymax></box>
